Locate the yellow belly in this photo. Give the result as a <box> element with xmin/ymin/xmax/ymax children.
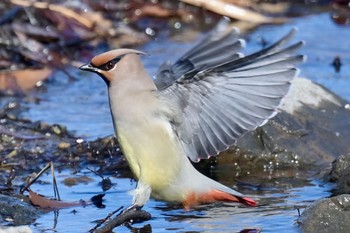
<box><xmin>116</xmin><ymin>119</ymin><xmax>181</xmax><ymax>192</ymax></box>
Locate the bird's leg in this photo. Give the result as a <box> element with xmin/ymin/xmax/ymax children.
<box><xmin>133</xmin><ymin>180</ymin><xmax>151</xmax><ymax>207</ymax></box>
<box><xmin>124</xmin><ymin>180</ymin><xmax>151</xmax><ymax>212</ymax></box>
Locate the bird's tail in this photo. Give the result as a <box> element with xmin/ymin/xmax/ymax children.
<box><xmin>207</xmin><ymin>189</ymin><xmax>257</xmax><ymax>206</ymax></box>
<box><xmin>183</xmin><ymin>189</ymin><xmax>257</xmax><ymax>209</ymax></box>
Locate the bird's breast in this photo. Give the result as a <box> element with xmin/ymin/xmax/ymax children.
<box><xmin>115</xmin><ymin>116</ymin><xmax>183</xmax><ymax>191</ymax></box>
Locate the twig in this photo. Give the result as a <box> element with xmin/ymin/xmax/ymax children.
<box><xmin>89</xmin><ymin>206</ymin><xmax>123</xmax><ymax>232</ymax></box>
<box><xmin>20</xmin><ymin>162</ymin><xmax>51</xmax><ymax>193</ymax></box>
<box><xmin>20</xmin><ymin>162</ymin><xmax>61</xmax><ymax>200</ymax></box>
<box><xmin>92</xmin><ymin>207</ymin><xmax>151</xmax><ymax>233</ymax></box>
<box><xmin>51</xmin><ymin>162</ymin><xmax>60</xmax><ymax>201</ymax></box>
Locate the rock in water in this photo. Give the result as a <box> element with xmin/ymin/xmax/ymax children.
<box><xmin>299</xmin><ymin>194</ymin><xmax>350</xmax><ymax>233</ymax></box>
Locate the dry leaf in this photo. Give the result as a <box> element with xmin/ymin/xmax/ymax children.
<box><xmin>29</xmin><ymin>189</ymin><xmax>89</xmax><ymax>209</ymax></box>
<box><xmin>63</xmin><ymin>176</ymin><xmax>94</xmax><ymax>187</ymax></box>
<box><xmin>0</xmin><ymin>68</ymin><xmax>52</xmax><ymax>94</ymax></box>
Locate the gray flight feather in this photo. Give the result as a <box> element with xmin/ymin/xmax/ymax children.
<box><xmin>155</xmin><ymin>26</ymin><xmax>305</xmax><ymax>162</ymax></box>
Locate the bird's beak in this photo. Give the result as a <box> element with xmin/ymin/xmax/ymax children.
<box><xmin>79</xmin><ymin>63</ymin><xmax>99</xmax><ymax>73</ymax></box>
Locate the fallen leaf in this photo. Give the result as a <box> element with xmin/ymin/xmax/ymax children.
<box><xmin>29</xmin><ymin>189</ymin><xmax>89</xmax><ymax>209</ymax></box>
<box><xmin>63</xmin><ymin>176</ymin><xmax>94</xmax><ymax>187</ymax></box>
<box><xmin>0</xmin><ymin>68</ymin><xmax>52</xmax><ymax>94</ymax></box>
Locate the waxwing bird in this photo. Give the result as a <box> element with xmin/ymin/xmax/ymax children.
<box><xmin>80</xmin><ymin>25</ymin><xmax>304</xmax><ymax>210</ymax></box>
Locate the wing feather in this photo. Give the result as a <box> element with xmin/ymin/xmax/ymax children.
<box><xmin>156</xmin><ymin>28</ymin><xmax>304</xmax><ymax>161</ymax></box>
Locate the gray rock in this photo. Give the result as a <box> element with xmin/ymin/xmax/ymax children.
<box><xmin>299</xmin><ymin>194</ymin><xmax>350</xmax><ymax>233</ymax></box>
<box><xmin>326</xmin><ymin>153</ymin><xmax>350</xmax><ymax>195</ymax></box>
<box><xmin>0</xmin><ymin>194</ymin><xmax>43</xmax><ymax>225</ymax></box>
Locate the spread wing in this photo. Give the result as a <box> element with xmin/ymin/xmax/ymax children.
<box><xmin>155</xmin><ymin>27</ymin><xmax>305</xmax><ymax>162</ymax></box>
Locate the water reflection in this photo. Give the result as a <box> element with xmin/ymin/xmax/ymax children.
<box><xmin>28</xmin><ymin>167</ymin><xmax>332</xmax><ymax>233</ymax></box>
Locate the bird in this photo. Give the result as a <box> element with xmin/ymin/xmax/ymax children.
<box><xmin>79</xmin><ymin>24</ymin><xmax>304</xmax><ymax>210</ymax></box>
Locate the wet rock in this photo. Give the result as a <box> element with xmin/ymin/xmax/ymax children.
<box><xmin>217</xmin><ymin>77</ymin><xmax>350</xmax><ymax>171</ymax></box>
<box><xmin>299</xmin><ymin>194</ymin><xmax>350</xmax><ymax>233</ymax></box>
<box><xmin>325</xmin><ymin>153</ymin><xmax>350</xmax><ymax>195</ymax></box>
<box><xmin>0</xmin><ymin>194</ymin><xmax>43</xmax><ymax>225</ymax></box>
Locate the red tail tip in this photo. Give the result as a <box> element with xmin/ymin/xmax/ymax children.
<box><xmin>241</xmin><ymin>197</ymin><xmax>257</xmax><ymax>207</ymax></box>
<box><xmin>183</xmin><ymin>190</ymin><xmax>257</xmax><ymax>209</ymax></box>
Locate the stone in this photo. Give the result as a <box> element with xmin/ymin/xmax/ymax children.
<box><xmin>325</xmin><ymin>153</ymin><xmax>350</xmax><ymax>195</ymax></box>
<box><xmin>0</xmin><ymin>194</ymin><xmax>42</xmax><ymax>225</ymax></box>
<box><xmin>299</xmin><ymin>194</ymin><xmax>350</xmax><ymax>233</ymax></box>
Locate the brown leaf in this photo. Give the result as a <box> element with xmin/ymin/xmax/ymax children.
<box><xmin>29</xmin><ymin>189</ymin><xmax>89</xmax><ymax>209</ymax></box>
<box><xmin>63</xmin><ymin>176</ymin><xmax>94</xmax><ymax>187</ymax></box>
<box><xmin>0</xmin><ymin>68</ymin><xmax>52</xmax><ymax>94</ymax></box>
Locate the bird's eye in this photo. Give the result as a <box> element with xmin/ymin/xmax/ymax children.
<box><xmin>96</xmin><ymin>55</ymin><xmax>125</xmax><ymax>71</ymax></box>
<box><xmin>105</xmin><ymin>61</ymin><xmax>116</xmax><ymax>70</ymax></box>
<box><xmin>99</xmin><ymin>56</ymin><xmax>123</xmax><ymax>71</ymax></box>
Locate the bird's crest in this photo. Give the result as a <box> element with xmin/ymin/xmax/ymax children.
<box><xmin>91</xmin><ymin>49</ymin><xmax>145</xmax><ymax>67</ymax></box>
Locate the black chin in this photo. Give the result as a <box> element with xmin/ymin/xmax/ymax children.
<box><xmin>79</xmin><ymin>64</ymin><xmax>110</xmax><ymax>86</ymax></box>
<box><xmin>97</xmin><ymin>73</ymin><xmax>110</xmax><ymax>86</ymax></box>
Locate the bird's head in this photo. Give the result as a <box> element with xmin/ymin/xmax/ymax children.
<box><xmin>79</xmin><ymin>49</ymin><xmax>146</xmax><ymax>85</ymax></box>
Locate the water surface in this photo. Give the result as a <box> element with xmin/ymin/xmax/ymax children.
<box><xmin>30</xmin><ymin>168</ymin><xmax>332</xmax><ymax>233</ymax></box>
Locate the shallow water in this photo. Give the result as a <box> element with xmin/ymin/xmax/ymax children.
<box><xmin>30</xmin><ymin>168</ymin><xmax>333</xmax><ymax>233</ymax></box>
<box><xmin>22</xmin><ymin>11</ymin><xmax>349</xmax><ymax>233</ymax></box>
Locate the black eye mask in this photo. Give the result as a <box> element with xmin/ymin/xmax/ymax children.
<box><xmin>97</xmin><ymin>55</ymin><xmax>125</xmax><ymax>71</ymax></box>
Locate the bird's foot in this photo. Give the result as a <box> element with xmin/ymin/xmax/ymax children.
<box><xmin>122</xmin><ymin>204</ymin><xmax>143</xmax><ymax>213</ymax></box>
